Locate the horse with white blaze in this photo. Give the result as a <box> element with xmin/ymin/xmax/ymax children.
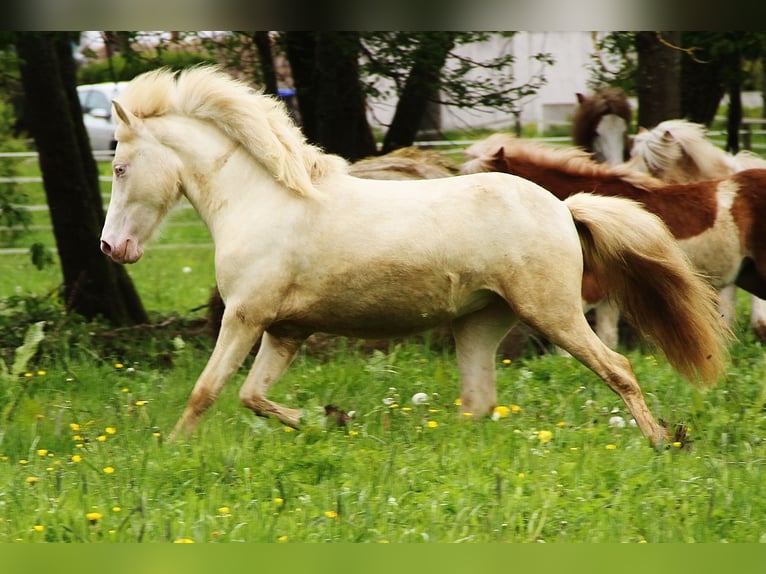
<box><xmin>100</xmin><ymin>67</ymin><xmax>730</xmax><ymax>448</ymax></box>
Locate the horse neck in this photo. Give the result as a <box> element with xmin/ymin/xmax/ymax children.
<box><xmin>158</xmin><ymin>116</ymin><xmax>301</xmax><ymax>239</ymax></box>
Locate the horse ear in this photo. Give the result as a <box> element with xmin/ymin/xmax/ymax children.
<box><xmin>576</xmin><ymin>92</ymin><xmax>586</xmax><ymax>103</ymax></box>
<box><xmin>112</xmin><ymin>100</ymin><xmax>137</xmax><ymax>128</ymax></box>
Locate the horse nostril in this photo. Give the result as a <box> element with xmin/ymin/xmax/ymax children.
<box><xmin>100</xmin><ymin>240</ymin><xmax>112</xmax><ymax>254</ymax></box>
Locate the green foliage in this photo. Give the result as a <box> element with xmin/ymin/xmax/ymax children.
<box><xmin>77</xmin><ymin>50</ymin><xmax>217</xmax><ymax>84</ymax></box>
<box><xmin>0</xmin><ymin>320</ymin><xmax>45</xmax><ymax>421</ymax></box>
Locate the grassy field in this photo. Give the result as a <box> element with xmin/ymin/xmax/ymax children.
<box><xmin>1</xmin><ymin>152</ymin><xmax>766</xmax><ymax>544</ymax></box>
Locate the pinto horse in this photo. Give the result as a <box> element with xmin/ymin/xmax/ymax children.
<box><xmin>461</xmin><ymin>133</ymin><xmax>766</xmax><ymax>347</ymax></box>
<box><xmin>572</xmin><ymin>87</ymin><xmax>632</xmax><ymax>165</ymax></box>
<box><xmin>623</xmin><ymin>119</ymin><xmax>766</xmax><ymax>340</ymax></box>
<box><xmin>100</xmin><ymin>67</ymin><xmax>729</xmax><ymax>448</ymax></box>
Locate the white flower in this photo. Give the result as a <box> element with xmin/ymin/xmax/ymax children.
<box><xmin>608</xmin><ymin>416</ymin><xmax>626</xmax><ymax>429</ymax></box>
<box><xmin>382</xmin><ymin>397</ymin><xmax>396</xmax><ymax>405</ymax></box>
<box><xmin>411</xmin><ymin>392</ymin><xmax>429</xmax><ymax>405</ymax></box>
<box><xmin>182</xmin><ymin>266</ymin><xmax>192</xmax><ymax>273</ymax></box>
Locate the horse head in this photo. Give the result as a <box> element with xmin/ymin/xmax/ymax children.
<box><xmin>100</xmin><ymin>100</ymin><xmax>184</xmax><ymax>264</ymax></box>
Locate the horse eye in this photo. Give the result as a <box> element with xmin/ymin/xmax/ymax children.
<box><xmin>114</xmin><ymin>164</ymin><xmax>127</xmax><ymax>177</ymax></box>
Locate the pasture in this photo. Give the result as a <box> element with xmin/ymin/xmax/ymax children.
<box><xmin>2</xmin><ymin>153</ymin><xmax>766</xmax><ymax>544</ymax></box>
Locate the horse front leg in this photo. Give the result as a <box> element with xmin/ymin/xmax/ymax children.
<box><xmin>238</xmin><ymin>331</ymin><xmax>307</xmax><ymax>427</ymax></box>
<box><xmin>168</xmin><ymin>309</ymin><xmax>263</xmax><ymax>441</ymax></box>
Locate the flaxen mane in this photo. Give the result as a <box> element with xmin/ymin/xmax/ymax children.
<box><xmin>627</xmin><ymin>119</ymin><xmax>766</xmax><ymax>182</ymax></box>
<box><xmin>463</xmin><ymin>133</ymin><xmax>660</xmax><ymax>190</ymax></box>
<box><xmin>116</xmin><ymin>66</ymin><xmax>348</xmax><ymax>198</ymax></box>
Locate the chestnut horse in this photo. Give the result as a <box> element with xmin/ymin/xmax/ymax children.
<box><xmin>100</xmin><ymin>67</ymin><xmax>728</xmax><ymax>448</ymax></box>
<box><xmin>462</xmin><ymin>133</ymin><xmax>766</xmax><ymax>347</ymax></box>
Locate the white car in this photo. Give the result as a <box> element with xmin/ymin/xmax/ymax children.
<box><xmin>77</xmin><ymin>81</ymin><xmax>129</xmax><ymax>151</ymax></box>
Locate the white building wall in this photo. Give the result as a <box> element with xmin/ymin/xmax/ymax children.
<box><xmin>367</xmin><ymin>31</ymin><xmax>598</xmax><ymax>135</ymax></box>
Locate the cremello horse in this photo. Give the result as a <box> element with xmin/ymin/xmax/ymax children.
<box><xmin>572</xmin><ymin>87</ymin><xmax>632</xmax><ymax>165</ymax></box>
<box><xmin>100</xmin><ymin>67</ymin><xmax>729</xmax><ymax>448</ymax></box>
<box><xmin>624</xmin><ymin>119</ymin><xmax>766</xmax><ymax>341</ymax></box>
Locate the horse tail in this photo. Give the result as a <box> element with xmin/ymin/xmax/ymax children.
<box><xmin>564</xmin><ymin>192</ymin><xmax>731</xmax><ymax>386</ymax></box>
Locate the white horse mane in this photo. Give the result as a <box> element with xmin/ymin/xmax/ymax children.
<box><xmin>630</xmin><ymin>119</ymin><xmax>736</xmax><ymax>179</ymax></box>
<box><xmin>117</xmin><ymin>66</ymin><xmax>348</xmax><ymax>198</ymax></box>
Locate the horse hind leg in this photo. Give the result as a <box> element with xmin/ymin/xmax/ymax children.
<box><xmin>509</xmin><ymin>283</ymin><xmax>668</xmax><ymax>447</ymax></box>
<box><xmin>451</xmin><ymin>298</ymin><xmax>517</xmax><ymax>418</ymax></box>
<box><xmin>238</xmin><ymin>331</ymin><xmax>307</xmax><ymax>427</ymax></box>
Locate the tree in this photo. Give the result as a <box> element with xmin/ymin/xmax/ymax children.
<box><xmin>635</xmin><ymin>32</ymin><xmax>682</xmax><ymax>129</ymax></box>
<box><xmin>284</xmin><ymin>32</ymin><xmax>376</xmax><ymax>161</ymax></box>
<box><xmin>15</xmin><ymin>32</ymin><xmax>147</xmax><ymax>325</ymax></box>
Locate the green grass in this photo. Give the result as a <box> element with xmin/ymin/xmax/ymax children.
<box><xmin>1</xmin><ymin>329</ymin><xmax>765</xmax><ymax>543</ymax></box>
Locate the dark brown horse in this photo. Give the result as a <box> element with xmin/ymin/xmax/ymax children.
<box><xmin>572</xmin><ymin>87</ymin><xmax>632</xmax><ymax>165</ymax></box>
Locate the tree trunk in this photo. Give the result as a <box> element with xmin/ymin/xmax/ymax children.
<box><xmin>16</xmin><ymin>32</ymin><xmax>148</xmax><ymax>325</ymax></box>
<box><xmin>283</xmin><ymin>32</ymin><xmax>318</xmax><ymax>139</ymax></box>
<box><xmin>635</xmin><ymin>32</ymin><xmax>682</xmax><ymax>129</ymax></box>
<box><xmin>381</xmin><ymin>34</ymin><xmax>455</xmax><ymax>153</ymax></box>
<box><xmin>680</xmin><ymin>33</ymin><xmax>726</xmax><ymax>126</ymax></box>
<box><xmin>313</xmin><ymin>32</ymin><xmax>376</xmax><ymax>161</ymax></box>
<box><xmin>253</xmin><ymin>32</ymin><xmax>278</xmax><ymax>96</ymax></box>
<box><xmin>724</xmin><ymin>51</ymin><xmax>743</xmax><ymax>153</ymax></box>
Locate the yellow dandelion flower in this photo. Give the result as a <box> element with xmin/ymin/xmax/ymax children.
<box><xmin>462</xmin><ymin>412</ymin><xmax>473</xmax><ymax>417</ymax></box>
<box><xmin>348</xmin><ymin>430</ymin><xmax>359</xmax><ymax>437</ymax></box>
<box><xmin>37</xmin><ymin>370</ymin><xmax>47</xmax><ymax>376</ymax></box>
<box><xmin>556</xmin><ymin>421</ymin><xmax>567</xmax><ymax>428</ymax></box>
<box><xmin>35</xmin><ymin>413</ymin><xmax>45</xmax><ymax>420</ymax></box>
<box><xmin>121</xmin><ymin>387</ymin><xmax>129</xmax><ymax>393</ymax></box>
<box><xmin>324</xmin><ymin>510</ymin><xmax>339</xmax><ymax>520</ymax></box>
<box><xmin>105</xmin><ymin>427</ymin><xmax>116</xmax><ymax>435</ymax></box>
<box><xmin>174</xmin><ymin>538</ymin><xmax>195</xmax><ymax>543</ymax></box>
<box><xmin>283</xmin><ymin>426</ymin><xmax>295</xmax><ymax>433</ymax></box>
<box><xmin>72</xmin><ymin>435</ymin><xmax>82</xmax><ymax>441</ymax></box>
<box><xmin>427</xmin><ymin>420</ymin><xmax>438</xmax><ymax>429</ymax></box>
<box><xmin>36</xmin><ymin>449</ymin><xmax>48</xmax><ymax>457</ymax></box>
<box><xmin>115</xmin><ymin>363</ymin><xmax>124</xmax><ymax>369</ymax></box>
<box><xmin>605</xmin><ymin>444</ymin><xmax>617</xmax><ymax>450</ymax></box>
<box><xmin>69</xmin><ymin>423</ymin><xmax>80</xmax><ymax>432</ymax></box>
<box><xmin>103</xmin><ymin>466</ymin><xmax>115</xmax><ymax>474</ymax></box>
<box><xmin>517</xmin><ymin>472</ymin><xmax>525</xmax><ymax>479</ymax></box>
<box><xmin>510</xmin><ymin>404</ymin><xmax>522</xmax><ymax>414</ymax></box>
<box><xmin>33</xmin><ymin>525</ymin><xmax>45</xmax><ymax>533</ymax></box>
<box><xmin>135</xmin><ymin>400</ymin><xmax>147</xmax><ymax>407</ymax></box>
<box><xmin>218</xmin><ymin>506</ymin><xmax>231</xmax><ymax>515</ymax></box>
<box><xmin>502</xmin><ymin>358</ymin><xmax>512</xmax><ymax>365</ymax></box>
<box><xmin>492</xmin><ymin>405</ymin><xmax>510</xmax><ymax>418</ymax></box>
<box><xmin>454</xmin><ymin>398</ymin><xmax>462</xmax><ymax>406</ymax></box>
<box><xmin>19</xmin><ymin>459</ymin><xmax>28</xmax><ymax>465</ymax></box>
<box><xmin>26</xmin><ymin>476</ymin><xmax>39</xmax><ymax>485</ymax></box>
<box><xmin>672</xmin><ymin>441</ymin><xmax>683</xmax><ymax>448</ymax></box>
<box><xmin>537</xmin><ymin>430</ymin><xmax>553</xmax><ymax>443</ymax></box>
<box><xmin>401</xmin><ymin>406</ymin><xmax>412</xmax><ymax>412</ymax></box>
<box><xmin>274</xmin><ymin>497</ymin><xmax>284</xmax><ymax>506</ymax></box>
<box><xmin>86</xmin><ymin>512</ymin><xmax>102</xmax><ymax>523</ymax></box>
<box><xmin>278</xmin><ymin>535</ymin><xmax>288</xmax><ymax>543</ymax></box>
<box><xmin>97</xmin><ymin>435</ymin><xmax>107</xmax><ymax>442</ymax></box>
<box><xmin>71</xmin><ymin>455</ymin><xmax>82</xmax><ymax>463</ymax></box>
<box><xmin>152</xmin><ymin>432</ymin><xmax>161</xmax><ymax>438</ymax></box>
<box><xmin>388</xmin><ymin>403</ymin><xmax>399</xmax><ymax>409</ymax></box>
<box><xmin>24</xmin><ymin>372</ymin><xmax>33</xmax><ymax>378</ymax></box>
<box><xmin>112</xmin><ymin>506</ymin><xmax>122</xmax><ymax>513</ymax></box>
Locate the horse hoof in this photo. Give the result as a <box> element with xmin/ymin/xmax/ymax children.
<box><xmin>324</xmin><ymin>404</ymin><xmax>351</xmax><ymax>426</ymax></box>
